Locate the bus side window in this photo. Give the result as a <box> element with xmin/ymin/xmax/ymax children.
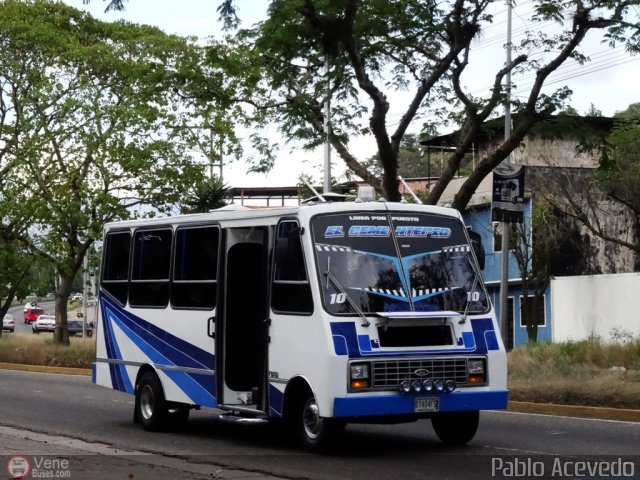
<box><xmin>272</xmin><ymin>221</ymin><xmax>313</xmax><ymax>314</ymax></box>
<box><xmin>129</xmin><ymin>228</ymin><xmax>172</xmax><ymax>308</ymax></box>
<box><xmin>172</xmin><ymin>226</ymin><xmax>219</xmax><ymax>309</ymax></box>
<box><xmin>102</xmin><ymin>231</ymin><xmax>131</xmax><ymax>305</ymax></box>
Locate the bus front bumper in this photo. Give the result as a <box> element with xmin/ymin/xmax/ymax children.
<box><xmin>333</xmin><ymin>390</ymin><xmax>508</xmax><ymax>418</ymax></box>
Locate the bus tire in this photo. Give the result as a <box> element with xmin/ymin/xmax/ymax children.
<box><xmin>294</xmin><ymin>392</ymin><xmax>344</xmax><ymax>452</ymax></box>
<box><xmin>136</xmin><ymin>371</ymin><xmax>168</xmax><ymax>431</ymax></box>
<box><xmin>431</xmin><ymin>410</ymin><xmax>479</xmax><ymax>446</ymax></box>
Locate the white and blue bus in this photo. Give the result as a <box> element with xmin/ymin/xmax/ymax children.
<box><xmin>94</xmin><ymin>195</ymin><xmax>508</xmax><ymax>451</ymax></box>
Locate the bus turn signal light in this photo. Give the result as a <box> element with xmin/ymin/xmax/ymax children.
<box><xmin>351</xmin><ymin>380</ymin><xmax>369</xmax><ymax>389</ymax></box>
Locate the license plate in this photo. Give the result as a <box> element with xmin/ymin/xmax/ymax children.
<box><xmin>414</xmin><ymin>397</ymin><xmax>439</xmax><ymax>413</ymax></box>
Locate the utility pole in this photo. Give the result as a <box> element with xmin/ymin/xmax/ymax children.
<box><xmin>82</xmin><ymin>254</ymin><xmax>88</xmax><ymax>337</ymax></box>
<box><xmin>499</xmin><ymin>0</ymin><xmax>513</xmax><ymax>346</ymax></box>
<box><xmin>323</xmin><ymin>56</ymin><xmax>332</xmax><ymax>194</ymax></box>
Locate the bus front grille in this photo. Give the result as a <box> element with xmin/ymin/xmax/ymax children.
<box><xmin>371</xmin><ymin>358</ymin><xmax>468</xmax><ymax>390</ymax></box>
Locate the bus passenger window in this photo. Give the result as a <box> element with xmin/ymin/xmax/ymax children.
<box><xmin>129</xmin><ymin>229</ymin><xmax>172</xmax><ymax>308</ymax></box>
<box><xmin>172</xmin><ymin>226</ymin><xmax>219</xmax><ymax>309</ymax></box>
<box><xmin>272</xmin><ymin>221</ymin><xmax>313</xmax><ymax>314</ymax></box>
<box><xmin>102</xmin><ymin>231</ymin><xmax>131</xmax><ymax>305</ymax></box>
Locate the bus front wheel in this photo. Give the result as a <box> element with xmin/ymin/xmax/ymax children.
<box><xmin>294</xmin><ymin>392</ymin><xmax>344</xmax><ymax>452</ymax></box>
<box><xmin>431</xmin><ymin>410</ymin><xmax>479</xmax><ymax>445</ymax></box>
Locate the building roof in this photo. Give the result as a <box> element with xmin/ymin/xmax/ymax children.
<box><xmin>420</xmin><ymin>115</ymin><xmax>615</xmax><ymax>147</ymax></box>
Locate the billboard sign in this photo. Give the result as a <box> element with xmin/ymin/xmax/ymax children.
<box><xmin>491</xmin><ymin>163</ymin><xmax>525</xmax><ymax>223</ymax></box>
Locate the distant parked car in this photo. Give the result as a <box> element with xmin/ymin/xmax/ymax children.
<box><xmin>2</xmin><ymin>314</ymin><xmax>14</xmax><ymax>332</ymax></box>
<box><xmin>71</xmin><ymin>293</ymin><xmax>83</xmax><ymax>302</ymax></box>
<box><xmin>67</xmin><ymin>320</ymin><xmax>93</xmax><ymax>337</ymax></box>
<box><xmin>32</xmin><ymin>314</ymin><xmax>56</xmax><ymax>333</ymax></box>
<box><xmin>24</xmin><ymin>307</ymin><xmax>45</xmax><ymax>324</ymax></box>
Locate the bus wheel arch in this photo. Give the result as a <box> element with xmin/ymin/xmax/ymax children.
<box><xmin>283</xmin><ymin>377</ymin><xmax>345</xmax><ymax>452</ymax></box>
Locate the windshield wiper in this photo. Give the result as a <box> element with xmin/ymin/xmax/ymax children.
<box><xmin>323</xmin><ymin>257</ymin><xmax>370</xmax><ymax>327</ymax></box>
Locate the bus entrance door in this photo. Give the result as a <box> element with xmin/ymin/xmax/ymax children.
<box><xmin>217</xmin><ymin>226</ymin><xmax>270</xmax><ymax>411</ymax></box>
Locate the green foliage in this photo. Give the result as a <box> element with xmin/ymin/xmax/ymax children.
<box><xmin>181</xmin><ymin>176</ymin><xmax>231</xmax><ymax>213</ymax></box>
<box><xmin>614</xmin><ymin>102</ymin><xmax>640</xmax><ymax>120</ymax></box>
<box><xmin>0</xmin><ymin>0</ymin><xmax>233</xmax><ymax>342</ymax></box>
<box><xmin>219</xmin><ymin>0</ymin><xmax>640</xmax><ymax>205</ymax></box>
<box><xmin>593</xmin><ymin>120</ymin><xmax>640</xmax><ymax>240</ymax></box>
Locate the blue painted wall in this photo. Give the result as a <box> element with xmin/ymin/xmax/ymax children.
<box><xmin>462</xmin><ymin>201</ymin><xmax>551</xmax><ymax>347</ymax></box>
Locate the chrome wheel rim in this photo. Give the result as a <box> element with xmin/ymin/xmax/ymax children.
<box><xmin>139</xmin><ymin>385</ymin><xmax>154</xmax><ymax>421</ymax></box>
<box><xmin>302</xmin><ymin>398</ymin><xmax>322</xmax><ymax>440</ymax></box>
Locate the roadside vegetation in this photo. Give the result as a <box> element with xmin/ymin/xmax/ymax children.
<box><xmin>1</xmin><ymin>333</ymin><xmax>638</xmax><ymax>409</ymax></box>
<box><xmin>508</xmin><ymin>336</ymin><xmax>640</xmax><ymax>409</ymax></box>
<box><xmin>0</xmin><ymin>335</ymin><xmax>94</xmax><ymax>369</ymax></box>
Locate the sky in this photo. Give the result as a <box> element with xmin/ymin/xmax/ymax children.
<box><xmin>69</xmin><ymin>0</ymin><xmax>640</xmax><ymax>189</ymax></box>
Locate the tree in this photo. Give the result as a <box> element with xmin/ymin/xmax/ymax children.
<box><xmin>0</xmin><ymin>0</ymin><xmax>214</xmax><ymax>344</ymax></box>
<box><xmin>181</xmin><ymin>176</ymin><xmax>231</xmax><ymax>213</ymax></box>
<box><xmin>544</xmin><ymin>105</ymin><xmax>640</xmax><ymax>262</ymax></box>
<box><xmin>84</xmin><ymin>1</ymin><xmax>640</xmax><ymax>208</ymax></box>
<box><xmin>362</xmin><ymin>133</ymin><xmax>475</xmax><ymax>180</ymax></box>
<box><xmin>212</xmin><ymin>0</ymin><xmax>640</xmax><ymax>205</ymax></box>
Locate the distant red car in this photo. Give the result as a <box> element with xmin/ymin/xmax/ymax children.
<box><xmin>24</xmin><ymin>307</ymin><xmax>45</xmax><ymax>324</ymax></box>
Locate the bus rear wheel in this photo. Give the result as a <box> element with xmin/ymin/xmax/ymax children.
<box><xmin>136</xmin><ymin>371</ymin><xmax>168</xmax><ymax>431</ymax></box>
<box><xmin>293</xmin><ymin>392</ymin><xmax>344</xmax><ymax>452</ymax></box>
<box><xmin>431</xmin><ymin>410</ymin><xmax>479</xmax><ymax>445</ymax></box>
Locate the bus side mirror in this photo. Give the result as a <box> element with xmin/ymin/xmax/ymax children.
<box><xmin>467</xmin><ymin>230</ymin><xmax>485</xmax><ymax>270</ymax></box>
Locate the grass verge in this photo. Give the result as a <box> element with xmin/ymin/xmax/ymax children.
<box><xmin>508</xmin><ymin>338</ymin><xmax>640</xmax><ymax>409</ymax></box>
<box><xmin>0</xmin><ymin>334</ymin><xmax>95</xmax><ymax>369</ymax></box>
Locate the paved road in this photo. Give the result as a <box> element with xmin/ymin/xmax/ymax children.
<box><xmin>0</xmin><ymin>369</ymin><xmax>638</xmax><ymax>479</ymax></box>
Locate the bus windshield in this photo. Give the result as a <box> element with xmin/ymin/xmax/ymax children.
<box><xmin>311</xmin><ymin>212</ymin><xmax>488</xmax><ymax>315</ymax></box>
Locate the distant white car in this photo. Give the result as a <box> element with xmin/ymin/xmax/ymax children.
<box><xmin>32</xmin><ymin>314</ymin><xmax>56</xmax><ymax>333</ymax></box>
<box><xmin>2</xmin><ymin>314</ymin><xmax>14</xmax><ymax>333</ymax></box>
<box><xmin>71</xmin><ymin>293</ymin><xmax>83</xmax><ymax>302</ymax></box>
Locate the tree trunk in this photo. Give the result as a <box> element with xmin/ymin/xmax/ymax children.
<box><xmin>0</xmin><ymin>292</ymin><xmax>17</xmax><ymax>339</ymax></box>
<box><xmin>53</xmin><ymin>273</ymin><xmax>73</xmax><ymax>345</ymax></box>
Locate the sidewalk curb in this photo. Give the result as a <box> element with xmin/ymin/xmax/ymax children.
<box><xmin>0</xmin><ymin>362</ymin><xmax>91</xmax><ymax>376</ymax></box>
<box><xmin>508</xmin><ymin>400</ymin><xmax>640</xmax><ymax>422</ymax></box>
<box><xmin>1</xmin><ymin>363</ymin><xmax>638</xmax><ymax>422</ymax></box>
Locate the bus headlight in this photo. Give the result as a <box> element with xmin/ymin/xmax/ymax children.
<box><xmin>350</xmin><ymin>363</ymin><xmax>370</xmax><ymax>389</ymax></box>
<box><xmin>467</xmin><ymin>358</ymin><xmax>487</xmax><ymax>385</ymax></box>
<box><xmin>468</xmin><ymin>359</ymin><xmax>485</xmax><ymax>375</ymax></box>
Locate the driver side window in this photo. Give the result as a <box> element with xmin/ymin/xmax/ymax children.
<box><xmin>271</xmin><ymin>220</ymin><xmax>313</xmax><ymax>314</ymax></box>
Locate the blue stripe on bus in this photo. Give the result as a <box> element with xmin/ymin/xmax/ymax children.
<box><xmin>269</xmin><ymin>384</ymin><xmax>284</xmax><ymax>418</ymax></box>
<box><xmin>330</xmin><ymin>318</ymin><xmax>498</xmax><ymax>357</ymax></box>
<box><xmin>100</xmin><ymin>297</ymin><xmax>133</xmax><ymax>393</ymax></box>
<box><xmin>333</xmin><ymin>390</ymin><xmax>509</xmax><ymax>417</ymax></box>
<box><xmin>102</xmin><ymin>295</ymin><xmax>214</xmax><ymax>369</ymax></box>
<box><xmin>100</xmin><ymin>295</ymin><xmax>216</xmax><ymax>405</ymax></box>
